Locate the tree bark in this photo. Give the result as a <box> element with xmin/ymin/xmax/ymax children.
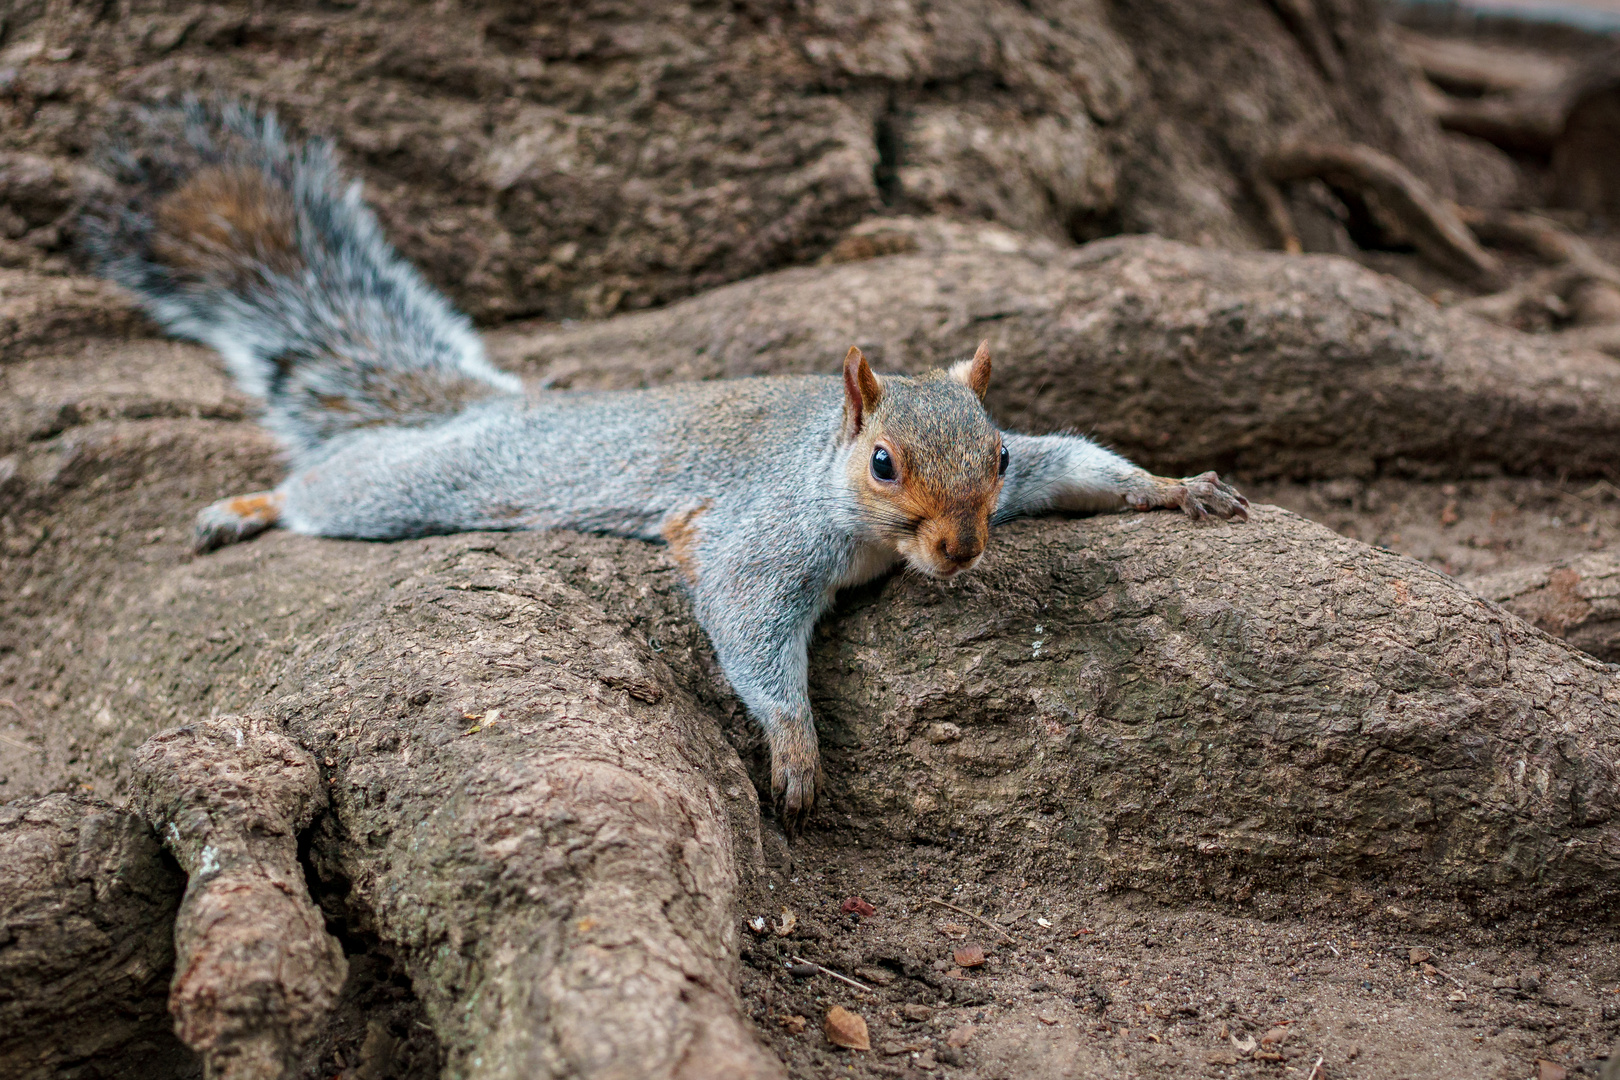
<box><xmin>1464</xmin><ymin>551</ymin><xmax>1620</xmax><ymax>664</ymax></box>
<box><xmin>0</xmin><ymin>794</ymin><xmax>194</xmax><ymax>1080</ymax></box>
<box><xmin>129</xmin><ymin>718</ymin><xmax>347</xmax><ymax>1080</ymax></box>
<box><xmin>5</xmin><ymin>0</ymin><xmax>1448</xmax><ymax>319</ymax></box>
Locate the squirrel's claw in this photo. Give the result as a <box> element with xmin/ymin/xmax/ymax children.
<box><xmin>1128</xmin><ymin>471</ymin><xmax>1249</xmax><ymax>522</ymax></box>
<box><xmin>769</xmin><ymin>730</ymin><xmax>824</xmax><ymax>838</ymax></box>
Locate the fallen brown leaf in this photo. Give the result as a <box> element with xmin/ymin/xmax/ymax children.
<box><xmin>771</xmin><ymin>908</ymin><xmax>797</xmax><ymax>937</ymax></box>
<box><xmin>825</xmin><ymin>1006</ymin><xmax>870</xmax><ymax>1051</ymax></box>
<box><xmin>945</xmin><ymin>1024</ymin><xmax>976</xmax><ymax>1048</ymax></box>
<box><xmin>1537</xmin><ymin>1060</ymin><xmax>1567</xmax><ymax>1080</ymax></box>
<box><xmin>1408</xmin><ymin>947</ymin><xmax>1432</xmax><ymax>965</ymax></box>
<box><xmin>953</xmin><ymin>945</ymin><xmax>987</xmax><ymax>968</ymax></box>
<box><xmin>840</xmin><ymin>897</ymin><xmax>877</xmax><ymax>917</ymax></box>
<box><xmin>1231</xmin><ymin>1032</ymin><xmax>1258</xmax><ymax>1054</ymax></box>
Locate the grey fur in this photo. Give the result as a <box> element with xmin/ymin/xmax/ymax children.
<box><xmin>87</xmin><ymin>106</ymin><xmax>1248</xmax><ymax>828</ymax></box>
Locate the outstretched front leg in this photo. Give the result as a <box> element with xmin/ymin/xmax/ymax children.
<box><xmin>680</xmin><ymin>520</ymin><xmax>835</xmax><ymax>835</ymax></box>
<box><xmin>996</xmin><ymin>432</ymin><xmax>1249</xmax><ymax>522</ymax></box>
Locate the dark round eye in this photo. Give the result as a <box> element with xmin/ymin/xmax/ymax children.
<box><xmin>871</xmin><ymin>446</ymin><xmax>897</xmax><ymax>481</ymax></box>
<box><xmin>998</xmin><ymin>445</ymin><xmax>1009</xmax><ymax>476</ymax></box>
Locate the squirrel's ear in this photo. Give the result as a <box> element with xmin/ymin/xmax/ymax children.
<box><xmin>842</xmin><ymin>345</ymin><xmax>883</xmax><ymax>440</ymax></box>
<box><xmin>948</xmin><ymin>340</ymin><xmax>993</xmax><ymax>399</ymax></box>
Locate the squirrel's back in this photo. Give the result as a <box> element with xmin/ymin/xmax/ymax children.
<box><xmin>84</xmin><ymin>102</ymin><xmax>520</xmax><ymax>457</ymax></box>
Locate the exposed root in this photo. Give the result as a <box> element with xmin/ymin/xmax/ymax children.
<box><xmin>1249</xmin><ymin>169</ymin><xmax>1302</xmax><ymax>254</ymax></box>
<box><xmin>1265</xmin><ymin>0</ymin><xmax>1344</xmax><ymax>83</ymax></box>
<box><xmin>1263</xmin><ymin>140</ymin><xmax>1501</xmax><ymax>283</ymax></box>
<box><xmin>1396</xmin><ymin>29</ymin><xmax>1569</xmax><ymax>99</ymax></box>
<box><xmin>130</xmin><ymin>716</ymin><xmax>346</xmax><ymax>1080</ymax></box>
<box><xmin>1457</xmin><ymin>207</ymin><xmax>1620</xmax><ymax>348</ymax></box>
<box><xmin>1463</xmin><ymin>549</ymin><xmax>1620</xmax><ymax>663</ymax></box>
<box><xmin>0</xmin><ymin>795</ymin><xmax>190</xmax><ymax>1080</ymax></box>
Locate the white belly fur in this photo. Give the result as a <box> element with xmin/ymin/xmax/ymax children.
<box><xmin>830</xmin><ymin>541</ymin><xmax>901</xmax><ymax>595</ymax></box>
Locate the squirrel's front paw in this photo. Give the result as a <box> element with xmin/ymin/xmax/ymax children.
<box><xmin>1127</xmin><ymin>471</ymin><xmax>1249</xmax><ymax>522</ymax></box>
<box><xmin>769</xmin><ymin>721</ymin><xmax>824</xmax><ymax>837</ymax></box>
<box><xmin>193</xmin><ymin>490</ymin><xmax>285</xmax><ymax>553</ymax></box>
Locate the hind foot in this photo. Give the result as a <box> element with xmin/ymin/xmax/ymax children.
<box><xmin>194</xmin><ymin>490</ymin><xmax>285</xmax><ymax>553</ymax></box>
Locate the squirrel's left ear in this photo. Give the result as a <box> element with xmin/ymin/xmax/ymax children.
<box><xmin>948</xmin><ymin>340</ymin><xmax>993</xmax><ymax>400</ymax></box>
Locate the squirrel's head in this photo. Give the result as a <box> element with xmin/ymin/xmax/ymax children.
<box><xmin>840</xmin><ymin>341</ymin><xmax>1005</xmax><ymax>579</ymax></box>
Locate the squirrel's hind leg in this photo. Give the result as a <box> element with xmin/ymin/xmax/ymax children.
<box><xmin>193</xmin><ymin>490</ymin><xmax>285</xmax><ymax>553</ymax></box>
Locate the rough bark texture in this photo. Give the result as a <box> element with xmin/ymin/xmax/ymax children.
<box><xmin>0</xmin><ymin>794</ymin><xmax>195</xmax><ymax>1080</ymax></box>
<box><xmin>486</xmin><ymin>223</ymin><xmax>1620</xmax><ymax>482</ymax></box>
<box><xmin>95</xmin><ymin>530</ymin><xmax>785</xmax><ymax>1080</ymax></box>
<box><xmin>3</xmin><ymin>0</ymin><xmax>1448</xmax><ymax>320</ymax></box>
<box><xmin>1465</xmin><ymin>552</ymin><xmax>1620</xmax><ymax>664</ymax></box>
<box><xmin>811</xmin><ymin>508</ymin><xmax>1620</xmax><ymax>916</ymax></box>
<box><xmin>129</xmin><ymin>718</ymin><xmax>347</xmax><ymax>1080</ymax></box>
<box><xmin>77</xmin><ymin>508</ymin><xmax>1620</xmax><ymax>926</ymax></box>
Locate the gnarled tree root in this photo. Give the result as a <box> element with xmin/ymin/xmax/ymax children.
<box><xmin>129</xmin><ymin>717</ymin><xmax>347</xmax><ymax>1080</ymax></box>
<box><xmin>0</xmin><ymin>794</ymin><xmax>192</xmax><ymax>1080</ymax></box>
<box><xmin>1464</xmin><ymin>549</ymin><xmax>1620</xmax><ymax>664</ymax></box>
<box><xmin>1262</xmin><ymin>140</ymin><xmax>1501</xmax><ymax>284</ymax></box>
<box><xmin>1457</xmin><ymin>207</ymin><xmax>1620</xmax><ymax>352</ymax></box>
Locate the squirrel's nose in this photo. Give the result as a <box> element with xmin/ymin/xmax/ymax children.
<box><xmin>938</xmin><ymin>535</ymin><xmax>983</xmax><ymax>566</ymax></box>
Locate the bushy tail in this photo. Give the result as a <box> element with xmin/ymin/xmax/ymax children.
<box><xmin>84</xmin><ymin>102</ymin><xmax>521</xmax><ymax>456</ymax></box>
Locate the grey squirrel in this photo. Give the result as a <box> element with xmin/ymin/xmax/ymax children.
<box><xmin>85</xmin><ymin>103</ymin><xmax>1250</xmax><ymax>830</ymax></box>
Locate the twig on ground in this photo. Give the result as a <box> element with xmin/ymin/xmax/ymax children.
<box><xmin>1306</xmin><ymin>1053</ymin><xmax>1326</xmax><ymax>1080</ymax></box>
<box><xmin>787</xmin><ymin>956</ymin><xmax>874</xmax><ymax>993</ymax></box>
<box><xmin>923</xmin><ymin>898</ymin><xmax>1019</xmax><ymax>943</ymax></box>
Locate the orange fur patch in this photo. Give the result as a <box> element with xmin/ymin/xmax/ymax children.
<box><xmin>151</xmin><ymin>166</ymin><xmax>302</xmax><ymax>287</ymax></box>
<box><xmin>224</xmin><ymin>491</ymin><xmax>284</xmax><ymax>526</ymax></box>
<box><xmin>661</xmin><ymin>503</ymin><xmax>710</xmax><ymax>581</ymax></box>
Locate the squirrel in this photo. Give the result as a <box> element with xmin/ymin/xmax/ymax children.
<box><xmin>85</xmin><ymin>103</ymin><xmax>1250</xmax><ymax>830</ymax></box>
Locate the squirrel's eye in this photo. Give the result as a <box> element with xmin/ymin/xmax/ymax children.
<box><xmin>998</xmin><ymin>445</ymin><xmax>1009</xmax><ymax>476</ymax></box>
<box><xmin>871</xmin><ymin>446</ymin><xmax>897</xmax><ymax>482</ymax></box>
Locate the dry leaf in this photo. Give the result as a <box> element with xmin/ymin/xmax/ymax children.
<box><xmin>841</xmin><ymin>897</ymin><xmax>877</xmax><ymax>917</ymax></box>
<box><xmin>953</xmin><ymin>944</ymin><xmax>987</xmax><ymax>968</ymax></box>
<box><xmin>771</xmin><ymin>908</ymin><xmax>797</xmax><ymax>937</ymax></box>
<box><xmin>1231</xmin><ymin>1032</ymin><xmax>1258</xmax><ymax>1054</ymax></box>
<box><xmin>945</xmin><ymin>1024</ymin><xmax>976</xmax><ymax>1048</ymax></box>
<box><xmin>778</xmin><ymin>1014</ymin><xmax>807</xmax><ymax>1034</ymax></box>
<box><xmin>1260</xmin><ymin>1026</ymin><xmax>1289</xmax><ymax>1046</ymax></box>
<box><xmin>1408</xmin><ymin>946</ymin><xmax>1432</xmax><ymax>964</ymax></box>
<box><xmin>825</xmin><ymin>1006</ymin><xmax>870</xmax><ymax>1051</ymax></box>
<box><xmin>1537</xmin><ymin>1060</ymin><xmax>1568</xmax><ymax>1080</ymax></box>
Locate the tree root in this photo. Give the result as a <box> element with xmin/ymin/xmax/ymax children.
<box><xmin>1457</xmin><ymin>207</ymin><xmax>1620</xmax><ymax>350</ymax></box>
<box><xmin>129</xmin><ymin>717</ymin><xmax>347</xmax><ymax>1080</ymax></box>
<box><xmin>1263</xmin><ymin>140</ymin><xmax>1501</xmax><ymax>283</ymax></box>
<box><xmin>1463</xmin><ymin>549</ymin><xmax>1620</xmax><ymax>664</ymax></box>
<box><xmin>0</xmin><ymin>794</ymin><xmax>192</xmax><ymax>1080</ymax></box>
